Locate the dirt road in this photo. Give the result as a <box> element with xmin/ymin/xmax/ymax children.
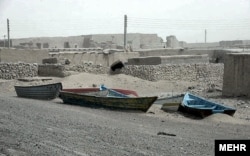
<box><xmin>1</xmin><ymin>93</ymin><xmax>250</xmax><ymax>156</ymax></box>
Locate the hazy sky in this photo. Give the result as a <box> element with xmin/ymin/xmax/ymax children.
<box><xmin>0</xmin><ymin>0</ymin><xmax>250</xmax><ymax>42</ymax></box>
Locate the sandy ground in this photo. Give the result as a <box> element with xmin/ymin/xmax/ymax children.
<box><xmin>0</xmin><ymin>72</ymin><xmax>250</xmax><ymax>155</ymax></box>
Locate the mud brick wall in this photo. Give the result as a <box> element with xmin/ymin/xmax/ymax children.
<box><xmin>223</xmin><ymin>53</ymin><xmax>250</xmax><ymax>97</ymax></box>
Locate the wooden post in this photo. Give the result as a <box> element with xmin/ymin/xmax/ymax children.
<box><xmin>124</xmin><ymin>15</ymin><xmax>127</xmax><ymax>51</ymax></box>
<box><xmin>7</xmin><ymin>19</ymin><xmax>10</xmax><ymax>48</ymax></box>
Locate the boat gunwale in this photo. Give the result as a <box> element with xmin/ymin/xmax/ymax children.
<box><xmin>62</xmin><ymin>88</ymin><xmax>139</xmax><ymax>97</ymax></box>
<box><xmin>59</xmin><ymin>90</ymin><xmax>157</xmax><ymax>112</ymax></box>
<box><xmin>182</xmin><ymin>92</ymin><xmax>236</xmax><ymax>111</ymax></box>
<box><xmin>59</xmin><ymin>90</ymin><xmax>157</xmax><ymax>100</ymax></box>
<box><xmin>14</xmin><ymin>82</ymin><xmax>63</xmax><ymax>88</ymax></box>
<box><xmin>178</xmin><ymin>92</ymin><xmax>237</xmax><ymax>118</ymax></box>
<box><xmin>14</xmin><ymin>82</ymin><xmax>63</xmax><ymax>100</ymax></box>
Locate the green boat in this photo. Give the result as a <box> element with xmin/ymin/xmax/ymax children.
<box><xmin>59</xmin><ymin>90</ymin><xmax>157</xmax><ymax>112</ymax></box>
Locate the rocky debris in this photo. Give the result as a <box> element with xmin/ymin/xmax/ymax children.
<box><xmin>121</xmin><ymin>63</ymin><xmax>223</xmax><ymax>82</ymax></box>
<box><xmin>148</xmin><ymin>111</ymin><xmax>155</xmax><ymax>114</ymax></box>
<box><xmin>0</xmin><ymin>63</ymin><xmax>38</xmax><ymax>80</ymax></box>
<box><xmin>157</xmin><ymin>132</ymin><xmax>176</xmax><ymax>136</ymax></box>
<box><xmin>38</xmin><ymin>64</ymin><xmax>71</xmax><ymax>77</ymax></box>
<box><xmin>65</xmin><ymin>64</ymin><xmax>109</xmax><ymax>74</ymax></box>
<box><xmin>65</xmin><ymin>59</ymin><xmax>71</xmax><ymax>65</ymax></box>
<box><xmin>0</xmin><ymin>63</ymin><xmax>223</xmax><ymax>89</ymax></box>
<box><xmin>188</xmin><ymin>86</ymin><xmax>195</xmax><ymax>90</ymax></box>
<box><xmin>62</xmin><ymin>63</ymin><xmax>223</xmax><ymax>96</ymax></box>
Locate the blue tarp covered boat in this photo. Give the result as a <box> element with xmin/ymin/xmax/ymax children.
<box><xmin>178</xmin><ymin>93</ymin><xmax>236</xmax><ymax>118</ymax></box>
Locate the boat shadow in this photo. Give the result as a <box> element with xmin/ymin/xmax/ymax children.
<box><xmin>177</xmin><ymin>111</ymin><xmax>204</xmax><ymax>120</ymax></box>
<box><xmin>53</xmin><ymin>100</ymin><xmax>146</xmax><ymax>113</ymax></box>
<box><xmin>161</xmin><ymin>109</ymin><xmax>203</xmax><ymax>120</ymax></box>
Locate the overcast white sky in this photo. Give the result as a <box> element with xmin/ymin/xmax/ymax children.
<box><xmin>0</xmin><ymin>0</ymin><xmax>250</xmax><ymax>43</ymax></box>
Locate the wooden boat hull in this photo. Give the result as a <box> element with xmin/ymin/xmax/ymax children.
<box><xmin>156</xmin><ymin>95</ymin><xmax>184</xmax><ymax>112</ymax></box>
<box><xmin>178</xmin><ymin>93</ymin><xmax>236</xmax><ymax>118</ymax></box>
<box><xmin>100</xmin><ymin>85</ymin><xmax>129</xmax><ymax>97</ymax></box>
<box><xmin>62</xmin><ymin>88</ymin><xmax>138</xmax><ymax>97</ymax></box>
<box><xmin>15</xmin><ymin>83</ymin><xmax>62</xmax><ymax>100</ymax></box>
<box><xmin>59</xmin><ymin>91</ymin><xmax>157</xmax><ymax>112</ymax></box>
<box><xmin>178</xmin><ymin>106</ymin><xmax>236</xmax><ymax>118</ymax></box>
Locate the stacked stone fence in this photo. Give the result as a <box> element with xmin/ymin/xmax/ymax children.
<box><xmin>0</xmin><ymin>62</ymin><xmax>224</xmax><ymax>83</ymax></box>
<box><xmin>0</xmin><ymin>63</ymin><xmax>38</xmax><ymax>79</ymax></box>
<box><xmin>38</xmin><ymin>64</ymin><xmax>69</xmax><ymax>77</ymax></box>
<box><xmin>121</xmin><ymin>63</ymin><xmax>224</xmax><ymax>82</ymax></box>
<box><xmin>64</xmin><ymin>64</ymin><xmax>109</xmax><ymax>74</ymax></box>
<box><xmin>65</xmin><ymin>63</ymin><xmax>224</xmax><ymax>83</ymax></box>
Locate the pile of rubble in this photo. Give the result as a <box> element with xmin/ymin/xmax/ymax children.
<box><xmin>0</xmin><ymin>63</ymin><xmax>38</xmax><ymax>79</ymax></box>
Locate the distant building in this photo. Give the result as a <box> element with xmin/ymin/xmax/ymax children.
<box><xmin>0</xmin><ymin>39</ymin><xmax>12</xmax><ymax>48</ymax></box>
<box><xmin>166</xmin><ymin>35</ymin><xmax>179</xmax><ymax>48</ymax></box>
<box><xmin>11</xmin><ymin>33</ymin><xmax>163</xmax><ymax>50</ymax></box>
<box><xmin>219</xmin><ymin>40</ymin><xmax>243</xmax><ymax>47</ymax></box>
<box><xmin>179</xmin><ymin>41</ymin><xmax>187</xmax><ymax>48</ymax></box>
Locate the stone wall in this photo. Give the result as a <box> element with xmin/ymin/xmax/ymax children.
<box><xmin>42</xmin><ymin>58</ymin><xmax>58</xmax><ymax>64</ymax></box>
<box><xmin>161</xmin><ymin>55</ymin><xmax>209</xmax><ymax>64</ymax></box>
<box><xmin>0</xmin><ymin>62</ymin><xmax>224</xmax><ymax>83</ymax></box>
<box><xmin>65</xmin><ymin>63</ymin><xmax>224</xmax><ymax>82</ymax></box>
<box><xmin>0</xmin><ymin>63</ymin><xmax>38</xmax><ymax>79</ymax></box>
<box><xmin>50</xmin><ymin>51</ymin><xmax>139</xmax><ymax>67</ymax></box>
<box><xmin>65</xmin><ymin>64</ymin><xmax>109</xmax><ymax>74</ymax></box>
<box><xmin>0</xmin><ymin>48</ymin><xmax>232</xmax><ymax>68</ymax></box>
<box><xmin>127</xmin><ymin>55</ymin><xmax>209</xmax><ymax>65</ymax></box>
<box><xmin>38</xmin><ymin>64</ymin><xmax>69</xmax><ymax>77</ymax></box>
<box><xmin>128</xmin><ymin>57</ymin><xmax>161</xmax><ymax>65</ymax></box>
<box><xmin>121</xmin><ymin>63</ymin><xmax>224</xmax><ymax>82</ymax></box>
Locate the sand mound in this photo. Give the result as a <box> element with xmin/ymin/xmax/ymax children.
<box><xmin>60</xmin><ymin>72</ymin><xmax>190</xmax><ymax>96</ymax></box>
<box><xmin>203</xmin><ymin>113</ymin><xmax>247</xmax><ymax>124</ymax></box>
<box><xmin>61</xmin><ymin>72</ymin><xmax>152</xmax><ymax>89</ymax></box>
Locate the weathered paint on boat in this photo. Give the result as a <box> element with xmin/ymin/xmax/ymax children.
<box><xmin>155</xmin><ymin>94</ymin><xmax>184</xmax><ymax>111</ymax></box>
<box><xmin>62</xmin><ymin>88</ymin><xmax>138</xmax><ymax>97</ymax></box>
<box><xmin>59</xmin><ymin>91</ymin><xmax>157</xmax><ymax>112</ymax></box>
<box><xmin>15</xmin><ymin>82</ymin><xmax>62</xmax><ymax>100</ymax></box>
<box><xmin>154</xmin><ymin>94</ymin><xmax>184</xmax><ymax>105</ymax></box>
<box><xmin>99</xmin><ymin>85</ymin><xmax>129</xmax><ymax>98</ymax></box>
<box><xmin>178</xmin><ymin>92</ymin><xmax>236</xmax><ymax>118</ymax></box>
<box><xmin>80</xmin><ymin>90</ymin><xmax>109</xmax><ymax>96</ymax></box>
